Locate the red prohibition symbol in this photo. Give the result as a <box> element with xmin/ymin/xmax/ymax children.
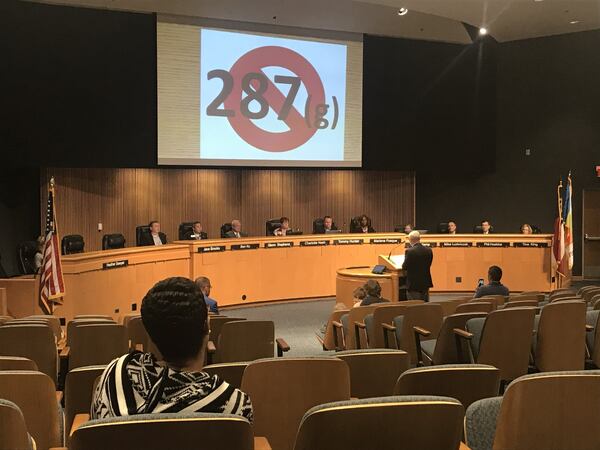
<box><xmin>224</xmin><ymin>46</ymin><xmax>326</xmax><ymax>152</ymax></box>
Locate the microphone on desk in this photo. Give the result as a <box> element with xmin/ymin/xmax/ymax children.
<box><xmin>388</xmin><ymin>242</ymin><xmax>405</xmax><ymax>259</ymax></box>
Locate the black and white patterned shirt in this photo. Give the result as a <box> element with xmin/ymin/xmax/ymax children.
<box><xmin>91</xmin><ymin>352</ymin><xmax>253</xmax><ymax>422</ymax></box>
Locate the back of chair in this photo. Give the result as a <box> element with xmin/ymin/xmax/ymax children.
<box><xmin>74</xmin><ymin>314</ymin><xmax>114</xmax><ymax>320</ymax></box>
<box><xmin>583</xmin><ymin>288</ymin><xmax>600</xmax><ymax>303</ymax></box>
<box><xmin>430</xmin><ymin>312</ymin><xmax>488</xmax><ymax>365</ymax></box>
<box><xmin>549</xmin><ymin>291</ymin><xmax>580</xmax><ymax>303</ymax></box>
<box><xmin>344</xmin><ymin>305</ymin><xmax>379</xmax><ymax>350</ymax></box>
<box><xmin>366</xmin><ymin>302</ymin><xmax>423</xmax><ymax>348</ymax></box>
<box><xmin>265</xmin><ymin>219</ymin><xmax>281</xmax><ymax>236</ymax></box>
<box><xmin>0</xmin><ymin>325</ymin><xmax>57</xmax><ymax>384</ymax></box>
<box><xmin>62</xmin><ymin>234</ymin><xmax>85</xmax><ymax>255</ymax></box>
<box><xmin>394</xmin><ymin>364</ymin><xmax>500</xmax><ymax>409</ymax></box>
<box><xmin>0</xmin><ymin>356</ymin><xmax>38</xmax><ymax>371</ymax></box>
<box><xmin>203</xmin><ymin>362</ymin><xmax>248</xmax><ymax>390</ymax></box>
<box><xmin>208</xmin><ymin>316</ymin><xmax>246</xmax><ymax>344</ymax></box>
<box><xmin>294</xmin><ymin>395</ymin><xmax>464</xmax><ymax>450</ymax></box>
<box><xmin>322</xmin><ymin>309</ymin><xmax>349</xmax><ymax>350</ymax></box>
<box><xmin>312</xmin><ymin>218</ymin><xmax>324</xmax><ymax>234</ymax></box>
<box><xmin>127</xmin><ymin>316</ymin><xmax>150</xmax><ymax>351</ymax></box>
<box><xmin>242</xmin><ymin>358</ymin><xmax>350</xmax><ymax>450</ymax></box>
<box><xmin>5</xmin><ymin>318</ymin><xmax>60</xmax><ymax>342</ymax></box>
<box><xmin>0</xmin><ymin>399</ymin><xmax>31</xmax><ymax>450</ymax></box>
<box><xmin>336</xmin><ymin>349</ymin><xmax>410</xmax><ymax>398</ymax></box>
<box><xmin>0</xmin><ymin>371</ymin><xmax>62</xmax><ymax>450</ymax></box>
<box><xmin>503</xmin><ymin>300</ymin><xmax>538</xmax><ymax>309</ymax></box>
<box><xmin>456</xmin><ymin>302</ymin><xmax>494</xmax><ymax>314</ymax></box>
<box><xmin>70</xmin><ymin>413</ymin><xmax>254</xmax><ymax>450</ymax></box>
<box><xmin>67</xmin><ymin>318</ymin><xmax>115</xmax><ymax>346</ymax></box>
<box><xmin>17</xmin><ymin>240</ymin><xmax>38</xmax><ymax>275</ymax></box>
<box><xmin>473</xmin><ymin>308</ymin><xmax>536</xmax><ymax>381</ymax></box>
<box><xmin>69</xmin><ymin>324</ymin><xmax>128</xmax><ymax>370</ymax></box>
<box><xmin>509</xmin><ymin>293</ymin><xmax>545</xmax><ymax>303</ymax></box>
<box><xmin>24</xmin><ymin>315</ymin><xmax>62</xmax><ymax>340</ymax></box>
<box><xmin>493</xmin><ymin>371</ymin><xmax>600</xmax><ymax>450</ymax></box>
<box><xmin>135</xmin><ymin>225</ymin><xmax>150</xmax><ymax>246</ymax></box>
<box><xmin>178</xmin><ymin>222</ymin><xmax>194</xmax><ymax>240</ymax></box>
<box><xmin>65</xmin><ymin>365</ymin><xmax>107</xmax><ymax>437</ymax></box>
<box><xmin>220</xmin><ymin>223</ymin><xmax>233</xmax><ymax>238</ymax></box>
<box><xmin>216</xmin><ymin>320</ymin><xmax>274</xmax><ymax>363</ymax></box>
<box><xmin>102</xmin><ymin>233</ymin><xmax>125</xmax><ymax>250</ymax></box>
<box><xmin>394</xmin><ymin>303</ymin><xmax>443</xmax><ymax>364</ymax></box>
<box><xmin>535</xmin><ymin>301</ymin><xmax>586</xmax><ymax>372</ymax></box>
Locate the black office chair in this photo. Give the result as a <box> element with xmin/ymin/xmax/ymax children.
<box><xmin>265</xmin><ymin>219</ymin><xmax>281</xmax><ymax>236</ymax></box>
<box><xmin>102</xmin><ymin>234</ymin><xmax>125</xmax><ymax>250</ymax></box>
<box><xmin>62</xmin><ymin>235</ymin><xmax>85</xmax><ymax>255</ymax></box>
<box><xmin>17</xmin><ymin>241</ymin><xmax>38</xmax><ymax>275</ymax></box>
<box><xmin>179</xmin><ymin>222</ymin><xmax>194</xmax><ymax>240</ymax></box>
<box><xmin>0</xmin><ymin>252</ymin><xmax>8</xmax><ymax>278</ymax></box>
<box><xmin>313</xmin><ymin>218</ymin><xmax>325</xmax><ymax>234</ymax></box>
<box><xmin>438</xmin><ymin>223</ymin><xmax>449</xmax><ymax>233</ymax></box>
<box><xmin>220</xmin><ymin>223</ymin><xmax>233</xmax><ymax>238</ymax></box>
<box><xmin>135</xmin><ymin>225</ymin><xmax>150</xmax><ymax>246</ymax></box>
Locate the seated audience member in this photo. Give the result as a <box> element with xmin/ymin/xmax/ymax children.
<box><xmin>352</xmin><ymin>286</ymin><xmax>367</xmax><ymax>308</ymax></box>
<box><xmin>481</xmin><ymin>220</ymin><xmax>492</xmax><ymax>235</ymax></box>
<box><xmin>521</xmin><ymin>223</ymin><xmax>533</xmax><ymax>234</ymax></box>
<box><xmin>91</xmin><ymin>277</ymin><xmax>252</xmax><ymax>420</ymax></box>
<box><xmin>185</xmin><ymin>221</ymin><xmax>207</xmax><ymax>240</ymax></box>
<box><xmin>225</xmin><ymin>219</ymin><xmax>248</xmax><ymax>238</ymax></box>
<box><xmin>403</xmin><ymin>224</ymin><xmax>413</xmax><ymax>234</ymax></box>
<box><xmin>359</xmin><ymin>280</ymin><xmax>389</xmax><ymax>306</ymax></box>
<box><xmin>447</xmin><ymin>221</ymin><xmax>457</xmax><ymax>234</ymax></box>
<box><xmin>273</xmin><ymin>217</ymin><xmax>291</xmax><ymax>236</ymax></box>
<box><xmin>323</xmin><ymin>215</ymin><xmax>338</xmax><ymax>233</ymax></box>
<box><xmin>474</xmin><ymin>265</ymin><xmax>510</xmax><ymax>298</ymax></box>
<box><xmin>34</xmin><ymin>235</ymin><xmax>44</xmax><ymax>271</ymax></box>
<box><xmin>139</xmin><ymin>221</ymin><xmax>167</xmax><ymax>246</ymax></box>
<box><xmin>355</xmin><ymin>214</ymin><xmax>375</xmax><ymax>233</ymax></box>
<box><xmin>194</xmin><ymin>276</ymin><xmax>219</xmax><ymax>314</ymax></box>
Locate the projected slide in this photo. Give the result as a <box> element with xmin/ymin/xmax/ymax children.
<box><xmin>157</xmin><ymin>21</ymin><xmax>362</xmax><ymax>167</ymax></box>
<box><xmin>200</xmin><ymin>29</ymin><xmax>346</xmax><ymax>162</ymax></box>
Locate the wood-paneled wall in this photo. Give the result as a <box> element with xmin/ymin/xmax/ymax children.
<box><xmin>41</xmin><ymin>168</ymin><xmax>414</xmax><ymax>252</ymax></box>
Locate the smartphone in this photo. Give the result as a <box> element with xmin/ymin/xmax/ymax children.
<box><xmin>477</xmin><ymin>278</ymin><xmax>485</xmax><ymax>288</ymax></box>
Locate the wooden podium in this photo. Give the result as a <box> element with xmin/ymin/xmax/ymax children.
<box><xmin>378</xmin><ymin>255</ymin><xmax>407</xmax><ymax>301</ymax></box>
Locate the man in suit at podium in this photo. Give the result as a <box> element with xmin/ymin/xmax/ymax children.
<box><xmin>139</xmin><ymin>221</ymin><xmax>167</xmax><ymax>246</ymax></box>
<box><xmin>402</xmin><ymin>231</ymin><xmax>433</xmax><ymax>302</ymax></box>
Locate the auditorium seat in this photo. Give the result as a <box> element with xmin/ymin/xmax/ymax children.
<box><xmin>471</xmin><ymin>295</ymin><xmax>505</xmax><ymax>309</ymax></box>
<box><xmin>67</xmin><ymin>318</ymin><xmax>115</xmax><ymax>346</ymax></box>
<box><xmin>67</xmin><ymin>324</ymin><xmax>128</xmax><ymax>370</ymax></box>
<box><xmin>126</xmin><ymin>316</ymin><xmax>150</xmax><ymax>351</ymax></box>
<box><xmin>384</xmin><ymin>303</ymin><xmax>443</xmax><ymax>364</ymax></box>
<box><xmin>586</xmin><ymin>310</ymin><xmax>600</xmax><ymax>368</ymax></box>
<box><xmin>5</xmin><ymin>318</ymin><xmax>61</xmax><ymax>342</ymax></box>
<box><xmin>0</xmin><ymin>399</ymin><xmax>32</xmax><ymax>450</ymax></box>
<box><xmin>101</xmin><ymin>233</ymin><xmax>125</xmax><ymax>250</ymax></box>
<box><xmin>503</xmin><ymin>299</ymin><xmax>538</xmax><ymax>309</ymax></box>
<box><xmin>135</xmin><ymin>225</ymin><xmax>150</xmax><ymax>246</ymax></box>
<box><xmin>17</xmin><ymin>240</ymin><xmax>38</xmax><ymax>275</ymax></box>
<box><xmin>455</xmin><ymin>302</ymin><xmax>494</xmax><ymax>314</ymax></box>
<box><xmin>203</xmin><ymin>362</ymin><xmax>248</xmax><ymax>390</ymax></box>
<box><xmin>121</xmin><ymin>312</ymin><xmax>140</xmax><ymax>327</ymax></box>
<box><xmin>591</xmin><ymin>294</ymin><xmax>600</xmax><ymax>310</ymax></box>
<box><xmin>455</xmin><ymin>308</ymin><xmax>535</xmax><ymax>384</ymax></box>
<box><xmin>394</xmin><ymin>364</ymin><xmax>501</xmax><ymax>409</ymax></box>
<box><xmin>294</xmin><ymin>396</ymin><xmax>464</xmax><ymax>450</ymax></box>
<box><xmin>64</xmin><ymin>365</ymin><xmax>107</xmax><ymax>438</ymax></box>
<box><xmin>23</xmin><ymin>315</ymin><xmax>62</xmax><ymax>341</ymax></box>
<box><xmin>220</xmin><ymin>223</ymin><xmax>233</xmax><ymax>238</ymax></box>
<box><xmin>583</xmin><ymin>287</ymin><xmax>600</xmax><ymax>303</ymax></box>
<box><xmin>242</xmin><ymin>357</ymin><xmax>350</xmax><ymax>450</ymax></box>
<box><xmin>69</xmin><ymin>413</ymin><xmax>256</xmax><ymax>450</ymax></box>
<box><xmin>61</xmin><ymin>234</ymin><xmax>85</xmax><ymax>255</ymax></box>
<box><xmin>414</xmin><ymin>312</ymin><xmax>487</xmax><ymax>366</ymax></box>
<box><xmin>209</xmin><ymin>320</ymin><xmax>289</xmax><ymax>364</ymax></box>
<box><xmin>335</xmin><ymin>349</ymin><xmax>409</xmax><ymax>398</ymax></box>
<box><xmin>532</xmin><ymin>300</ymin><xmax>586</xmax><ymax>372</ymax></box>
<box><xmin>265</xmin><ymin>219</ymin><xmax>281</xmax><ymax>236</ymax></box>
<box><xmin>208</xmin><ymin>316</ymin><xmax>246</xmax><ymax>344</ymax></box>
<box><xmin>0</xmin><ymin>356</ymin><xmax>38</xmax><ymax>371</ymax></box>
<box><xmin>74</xmin><ymin>314</ymin><xmax>113</xmax><ymax>320</ymax></box>
<box><xmin>0</xmin><ymin>254</ymin><xmax>7</xmax><ymax>278</ymax></box>
<box><xmin>0</xmin><ymin>371</ymin><xmax>64</xmax><ymax>450</ymax></box>
<box><xmin>465</xmin><ymin>371</ymin><xmax>600</xmax><ymax>450</ymax></box>
<box><xmin>318</xmin><ymin>309</ymin><xmax>349</xmax><ymax>351</ymax></box>
<box><xmin>0</xmin><ymin>324</ymin><xmax>58</xmax><ymax>384</ymax></box>
<box><xmin>0</xmin><ymin>315</ymin><xmax>13</xmax><ymax>325</ymax></box>
<box><xmin>361</xmin><ymin>301</ymin><xmax>424</xmax><ymax>348</ymax></box>
<box><xmin>338</xmin><ymin>305</ymin><xmax>379</xmax><ymax>350</ymax></box>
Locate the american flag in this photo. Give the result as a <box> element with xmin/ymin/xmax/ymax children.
<box><xmin>39</xmin><ymin>177</ymin><xmax>65</xmax><ymax>314</ymax></box>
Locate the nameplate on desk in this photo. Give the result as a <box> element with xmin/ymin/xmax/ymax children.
<box><xmin>231</xmin><ymin>243</ymin><xmax>259</xmax><ymax>251</ymax></box>
<box><xmin>334</xmin><ymin>239</ymin><xmax>364</xmax><ymax>245</ymax></box>
<box><xmin>440</xmin><ymin>242</ymin><xmax>472</xmax><ymax>247</ymax></box>
<box><xmin>421</xmin><ymin>242</ymin><xmax>438</xmax><ymax>248</ymax></box>
<box><xmin>513</xmin><ymin>242</ymin><xmax>549</xmax><ymax>248</ymax></box>
<box><xmin>476</xmin><ymin>242</ymin><xmax>510</xmax><ymax>248</ymax></box>
<box><xmin>102</xmin><ymin>260</ymin><xmax>128</xmax><ymax>270</ymax></box>
<box><xmin>370</xmin><ymin>238</ymin><xmax>401</xmax><ymax>244</ymax></box>
<box><xmin>300</xmin><ymin>240</ymin><xmax>330</xmax><ymax>247</ymax></box>
<box><xmin>264</xmin><ymin>241</ymin><xmax>294</xmax><ymax>249</ymax></box>
<box><xmin>198</xmin><ymin>245</ymin><xmax>226</xmax><ymax>253</ymax></box>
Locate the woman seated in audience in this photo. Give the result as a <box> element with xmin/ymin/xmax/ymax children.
<box><xmin>521</xmin><ymin>223</ymin><xmax>533</xmax><ymax>234</ymax></box>
<box><xmin>359</xmin><ymin>280</ymin><xmax>389</xmax><ymax>306</ymax></box>
<box><xmin>273</xmin><ymin>217</ymin><xmax>291</xmax><ymax>236</ymax></box>
<box><xmin>91</xmin><ymin>277</ymin><xmax>253</xmax><ymax>421</ymax></box>
<box><xmin>352</xmin><ymin>286</ymin><xmax>367</xmax><ymax>308</ymax></box>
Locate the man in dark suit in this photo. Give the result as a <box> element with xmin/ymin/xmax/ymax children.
<box><xmin>185</xmin><ymin>221</ymin><xmax>208</xmax><ymax>240</ymax></box>
<box><xmin>402</xmin><ymin>231</ymin><xmax>433</xmax><ymax>302</ymax></box>
<box><xmin>225</xmin><ymin>219</ymin><xmax>248</xmax><ymax>238</ymax></box>
<box><xmin>139</xmin><ymin>221</ymin><xmax>167</xmax><ymax>246</ymax></box>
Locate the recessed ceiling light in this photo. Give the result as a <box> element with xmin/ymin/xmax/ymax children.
<box><xmin>397</xmin><ymin>8</ymin><xmax>408</xmax><ymax>16</ymax></box>
<box><xmin>534</xmin><ymin>0</ymin><xmax>544</xmax><ymax>2</ymax></box>
<box><xmin>479</xmin><ymin>27</ymin><xmax>488</xmax><ymax>35</ymax></box>
<box><xmin>570</xmin><ymin>20</ymin><xmax>580</xmax><ymax>24</ymax></box>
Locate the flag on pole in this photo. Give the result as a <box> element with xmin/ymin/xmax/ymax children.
<box><xmin>39</xmin><ymin>177</ymin><xmax>65</xmax><ymax>314</ymax></box>
<box><xmin>562</xmin><ymin>172</ymin><xmax>574</xmax><ymax>271</ymax></box>
<box><xmin>552</xmin><ymin>179</ymin><xmax>565</xmax><ymax>276</ymax></box>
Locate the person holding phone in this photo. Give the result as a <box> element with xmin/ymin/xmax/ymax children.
<box><xmin>474</xmin><ymin>266</ymin><xmax>509</xmax><ymax>298</ymax></box>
